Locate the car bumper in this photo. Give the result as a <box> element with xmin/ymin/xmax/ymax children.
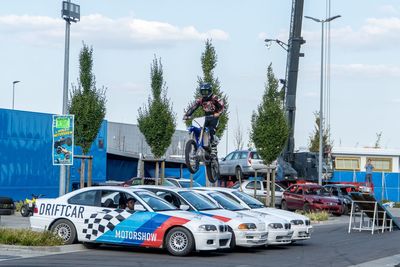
<box><xmin>30</xmin><ymin>216</ymin><xmax>53</xmax><ymax>232</ymax></box>
<box><xmin>312</xmin><ymin>203</ymin><xmax>342</xmax><ymax>213</ymax></box>
<box><xmin>267</xmin><ymin>229</ymin><xmax>293</xmax><ymax>245</ymax></box>
<box><xmin>291</xmin><ymin>225</ymin><xmax>313</xmax><ymax>240</ymax></box>
<box><xmin>234</xmin><ymin>230</ymin><xmax>269</xmax><ymax>247</ymax></box>
<box><xmin>193</xmin><ymin>231</ymin><xmax>232</xmax><ymax>251</ymax></box>
<box><xmin>0</xmin><ymin>209</ymin><xmax>15</xmax><ymax>215</ymax></box>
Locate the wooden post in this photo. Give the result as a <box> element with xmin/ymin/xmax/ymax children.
<box><xmin>66</xmin><ymin>166</ymin><xmax>70</xmax><ymax>193</ymax></box>
<box><xmin>141</xmin><ymin>159</ymin><xmax>145</xmax><ymax>185</ymax></box>
<box><xmin>88</xmin><ymin>157</ymin><xmax>93</xmax><ymax>187</ymax></box>
<box><xmin>80</xmin><ymin>158</ymin><xmax>85</xmax><ymax>189</ymax></box>
<box><xmin>271</xmin><ymin>168</ymin><xmax>276</xmax><ymax>207</ymax></box>
<box><xmin>190</xmin><ymin>173</ymin><xmax>193</xmax><ymax>189</ymax></box>
<box><xmin>254</xmin><ymin>171</ymin><xmax>257</xmax><ymax>198</ymax></box>
<box><xmin>155</xmin><ymin>161</ymin><xmax>159</xmax><ymax>185</ymax></box>
<box><xmin>266</xmin><ymin>168</ymin><xmax>271</xmax><ymax>206</ymax></box>
<box><xmin>161</xmin><ymin>160</ymin><xmax>165</xmax><ymax>185</ymax></box>
<box><xmin>180</xmin><ymin>163</ymin><xmax>183</xmax><ymax>178</ymax></box>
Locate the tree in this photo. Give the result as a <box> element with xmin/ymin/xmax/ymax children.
<box><xmin>250</xmin><ymin>64</ymin><xmax>288</xmax><ymax>207</ymax></box>
<box><xmin>251</xmin><ymin>64</ymin><xmax>288</xmax><ymax>165</ymax></box>
<box><xmin>308</xmin><ymin>111</ymin><xmax>331</xmax><ymax>153</ymax></box>
<box><xmin>137</xmin><ymin>56</ymin><xmax>176</xmax><ymax>160</ymax></box>
<box><xmin>69</xmin><ymin>43</ymin><xmax>106</xmax><ymax>155</ymax></box>
<box><xmin>234</xmin><ymin>109</ymin><xmax>244</xmax><ymax>150</ymax></box>
<box><xmin>374</xmin><ymin>131</ymin><xmax>383</xmax><ymax>148</ymax></box>
<box><xmin>185</xmin><ymin>39</ymin><xmax>229</xmax><ymax>138</ymax></box>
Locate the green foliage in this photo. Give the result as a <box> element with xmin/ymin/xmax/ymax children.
<box><xmin>296</xmin><ymin>210</ymin><xmax>329</xmax><ymax>221</ymax></box>
<box><xmin>250</xmin><ymin>64</ymin><xmax>288</xmax><ymax>164</ymax></box>
<box><xmin>138</xmin><ymin>56</ymin><xmax>176</xmax><ymax>159</ymax></box>
<box><xmin>309</xmin><ymin>111</ymin><xmax>331</xmax><ymax>153</ymax></box>
<box><xmin>15</xmin><ymin>201</ymin><xmax>24</xmax><ymax>212</ymax></box>
<box><xmin>375</xmin><ymin>131</ymin><xmax>383</xmax><ymax>148</ymax></box>
<box><xmin>0</xmin><ymin>229</ymin><xmax>64</xmax><ymax>246</ymax></box>
<box><xmin>69</xmin><ymin>43</ymin><xmax>106</xmax><ymax>155</ymax></box>
<box><xmin>185</xmin><ymin>39</ymin><xmax>229</xmax><ymax>138</ymax></box>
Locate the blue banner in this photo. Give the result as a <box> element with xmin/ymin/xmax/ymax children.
<box><xmin>52</xmin><ymin>115</ymin><xmax>74</xmax><ymax>165</ymax></box>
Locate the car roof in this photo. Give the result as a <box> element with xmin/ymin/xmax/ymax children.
<box><xmin>325</xmin><ymin>184</ymin><xmax>356</xmax><ymax>188</ymax></box>
<box><xmin>133</xmin><ymin>185</ymin><xmax>191</xmax><ymax>193</ymax></box>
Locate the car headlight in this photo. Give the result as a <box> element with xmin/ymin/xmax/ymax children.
<box><xmin>268</xmin><ymin>223</ymin><xmax>283</xmax><ymax>229</ymax></box>
<box><xmin>290</xmin><ymin>219</ymin><xmax>304</xmax><ymax>225</ymax></box>
<box><xmin>198</xmin><ymin>224</ymin><xmax>217</xmax><ymax>232</ymax></box>
<box><xmin>238</xmin><ymin>223</ymin><xmax>257</xmax><ymax>230</ymax></box>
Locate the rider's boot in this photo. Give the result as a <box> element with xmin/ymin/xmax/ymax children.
<box><xmin>210</xmin><ymin>136</ymin><xmax>219</xmax><ymax>157</ymax></box>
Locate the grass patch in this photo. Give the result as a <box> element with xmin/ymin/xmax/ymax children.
<box><xmin>14</xmin><ymin>201</ymin><xmax>24</xmax><ymax>212</ymax></box>
<box><xmin>296</xmin><ymin>210</ymin><xmax>329</xmax><ymax>221</ymax></box>
<box><xmin>0</xmin><ymin>228</ymin><xmax>64</xmax><ymax>246</ymax></box>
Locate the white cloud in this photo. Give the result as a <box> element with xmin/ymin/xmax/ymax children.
<box><xmin>331</xmin><ymin>63</ymin><xmax>400</xmax><ymax>77</ymax></box>
<box><xmin>379</xmin><ymin>5</ymin><xmax>399</xmax><ymax>15</ymax></box>
<box><xmin>0</xmin><ymin>14</ymin><xmax>229</xmax><ymax>48</ymax></box>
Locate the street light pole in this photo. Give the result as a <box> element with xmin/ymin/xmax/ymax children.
<box><xmin>60</xmin><ymin>0</ymin><xmax>80</xmax><ymax>196</ymax></box>
<box><xmin>12</xmin><ymin>81</ymin><xmax>20</xmax><ymax>110</ymax></box>
<box><xmin>304</xmin><ymin>15</ymin><xmax>340</xmax><ymax>185</ymax></box>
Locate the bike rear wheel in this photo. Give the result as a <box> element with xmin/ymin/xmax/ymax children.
<box><xmin>185</xmin><ymin>140</ymin><xmax>199</xmax><ymax>174</ymax></box>
<box><xmin>206</xmin><ymin>158</ymin><xmax>220</xmax><ymax>184</ymax></box>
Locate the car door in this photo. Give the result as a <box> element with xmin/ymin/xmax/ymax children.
<box><xmin>228</xmin><ymin>152</ymin><xmax>240</xmax><ymax>175</ymax></box>
<box><xmin>244</xmin><ymin>181</ymin><xmax>264</xmax><ymax>197</ymax></box>
<box><xmin>292</xmin><ymin>186</ymin><xmax>305</xmax><ymax>210</ymax></box>
<box><xmin>284</xmin><ymin>185</ymin><xmax>298</xmax><ymax>209</ymax></box>
<box><xmin>219</xmin><ymin>152</ymin><xmax>234</xmax><ymax>175</ymax></box>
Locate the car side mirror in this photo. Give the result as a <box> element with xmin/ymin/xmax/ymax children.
<box><xmin>180</xmin><ymin>204</ymin><xmax>190</xmax><ymax>211</ymax></box>
<box><xmin>134</xmin><ymin>204</ymin><xmax>146</xmax><ymax>211</ymax></box>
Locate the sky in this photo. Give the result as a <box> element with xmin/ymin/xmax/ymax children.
<box><xmin>1</xmin><ymin>0</ymin><xmax>400</xmax><ymax>156</ymax></box>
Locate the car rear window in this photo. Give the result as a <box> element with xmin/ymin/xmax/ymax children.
<box><xmin>250</xmin><ymin>152</ymin><xmax>260</xmax><ymax>159</ymax></box>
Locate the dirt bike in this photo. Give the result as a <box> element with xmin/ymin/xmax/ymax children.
<box><xmin>20</xmin><ymin>194</ymin><xmax>44</xmax><ymax>217</ymax></box>
<box><xmin>184</xmin><ymin>116</ymin><xmax>220</xmax><ymax>184</ymax></box>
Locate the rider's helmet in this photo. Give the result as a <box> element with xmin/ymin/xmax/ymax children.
<box><xmin>199</xmin><ymin>83</ymin><xmax>213</xmax><ymax>100</ymax></box>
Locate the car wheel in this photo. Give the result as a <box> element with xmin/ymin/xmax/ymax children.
<box><xmin>228</xmin><ymin>227</ymin><xmax>236</xmax><ymax>250</ymax></box>
<box><xmin>281</xmin><ymin>200</ymin><xmax>288</xmax><ymax>210</ymax></box>
<box><xmin>165</xmin><ymin>227</ymin><xmax>195</xmax><ymax>256</ymax></box>
<box><xmin>333</xmin><ymin>212</ymin><xmax>342</xmax><ymax>217</ymax></box>
<box><xmin>303</xmin><ymin>203</ymin><xmax>311</xmax><ymax>213</ymax></box>
<box><xmin>51</xmin><ymin>219</ymin><xmax>77</xmax><ymax>245</ymax></box>
<box><xmin>235</xmin><ymin>167</ymin><xmax>243</xmax><ymax>181</ymax></box>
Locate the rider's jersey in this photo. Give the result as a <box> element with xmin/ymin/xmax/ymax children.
<box><xmin>185</xmin><ymin>95</ymin><xmax>225</xmax><ymax>117</ymax></box>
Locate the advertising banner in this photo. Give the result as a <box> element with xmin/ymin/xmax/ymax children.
<box><xmin>52</xmin><ymin>115</ymin><xmax>74</xmax><ymax>165</ymax></box>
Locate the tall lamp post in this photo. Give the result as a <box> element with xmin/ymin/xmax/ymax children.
<box><xmin>304</xmin><ymin>14</ymin><xmax>340</xmax><ymax>185</ymax></box>
<box><xmin>12</xmin><ymin>81</ymin><xmax>21</xmax><ymax>110</ymax></box>
<box><xmin>60</xmin><ymin>1</ymin><xmax>80</xmax><ymax>196</ymax></box>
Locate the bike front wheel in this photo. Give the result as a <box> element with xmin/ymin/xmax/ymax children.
<box><xmin>185</xmin><ymin>140</ymin><xmax>199</xmax><ymax>174</ymax></box>
<box><xmin>206</xmin><ymin>158</ymin><xmax>220</xmax><ymax>184</ymax></box>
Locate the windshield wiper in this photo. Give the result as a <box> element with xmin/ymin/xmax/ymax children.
<box><xmin>199</xmin><ymin>208</ymin><xmax>219</xmax><ymax>211</ymax></box>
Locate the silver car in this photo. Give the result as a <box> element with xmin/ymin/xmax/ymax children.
<box><xmin>219</xmin><ymin>150</ymin><xmax>267</xmax><ymax>180</ymax></box>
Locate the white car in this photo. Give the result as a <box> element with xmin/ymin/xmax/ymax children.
<box><xmin>194</xmin><ymin>189</ymin><xmax>294</xmax><ymax>245</ymax></box>
<box><xmin>30</xmin><ymin>186</ymin><xmax>231</xmax><ymax>256</ymax></box>
<box><xmin>165</xmin><ymin>178</ymin><xmax>203</xmax><ymax>188</ymax></box>
<box><xmin>196</xmin><ymin>187</ymin><xmax>313</xmax><ymax>242</ymax></box>
<box><xmin>231</xmin><ymin>180</ymin><xmax>285</xmax><ymax>207</ymax></box>
<box><xmin>135</xmin><ymin>186</ymin><xmax>269</xmax><ymax>248</ymax></box>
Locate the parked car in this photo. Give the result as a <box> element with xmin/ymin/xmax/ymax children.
<box><xmin>122</xmin><ymin>177</ymin><xmax>176</xmax><ymax>187</ymax></box>
<box><xmin>219</xmin><ymin>150</ymin><xmax>267</xmax><ymax>180</ymax></box>
<box><xmin>194</xmin><ymin>189</ymin><xmax>295</xmax><ymax>246</ymax></box>
<box><xmin>165</xmin><ymin>178</ymin><xmax>202</xmax><ymax>188</ymax></box>
<box><xmin>323</xmin><ymin>184</ymin><xmax>358</xmax><ymax>215</ymax></box>
<box><xmin>0</xmin><ymin>196</ymin><xmax>15</xmax><ymax>215</ymax></box>
<box><xmin>195</xmin><ymin>187</ymin><xmax>313</xmax><ymax>242</ymax></box>
<box><xmin>135</xmin><ymin>186</ymin><xmax>269</xmax><ymax>248</ymax></box>
<box><xmin>231</xmin><ymin>180</ymin><xmax>285</xmax><ymax>207</ymax></box>
<box><xmin>281</xmin><ymin>184</ymin><xmax>342</xmax><ymax>216</ymax></box>
<box><xmin>30</xmin><ymin>186</ymin><xmax>231</xmax><ymax>256</ymax></box>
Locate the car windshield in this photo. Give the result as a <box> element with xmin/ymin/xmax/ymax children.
<box><xmin>232</xmin><ymin>191</ymin><xmax>264</xmax><ymax>209</ymax></box>
<box><xmin>179</xmin><ymin>180</ymin><xmax>202</xmax><ymax>188</ymax></box>
<box><xmin>207</xmin><ymin>192</ymin><xmax>246</xmax><ymax>211</ymax></box>
<box><xmin>179</xmin><ymin>191</ymin><xmax>219</xmax><ymax>211</ymax></box>
<box><xmin>135</xmin><ymin>191</ymin><xmax>178</xmax><ymax>211</ymax></box>
<box><xmin>304</xmin><ymin>187</ymin><xmax>330</xmax><ymax>196</ymax></box>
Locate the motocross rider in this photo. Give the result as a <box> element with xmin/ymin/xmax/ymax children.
<box><xmin>183</xmin><ymin>82</ymin><xmax>225</xmax><ymax>156</ymax></box>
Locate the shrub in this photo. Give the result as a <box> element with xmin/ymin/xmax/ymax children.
<box><xmin>0</xmin><ymin>229</ymin><xmax>64</xmax><ymax>246</ymax></box>
<box><xmin>15</xmin><ymin>201</ymin><xmax>24</xmax><ymax>212</ymax></box>
<box><xmin>296</xmin><ymin>210</ymin><xmax>329</xmax><ymax>221</ymax></box>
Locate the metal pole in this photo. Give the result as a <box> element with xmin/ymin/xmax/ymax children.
<box><xmin>318</xmin><ymin>22</ymin><xmax>325</xmax><ymax>186</ymax></box>
<box><xmin>59</xmin><ymin>1</ymin><xmax>71</xmax><ymax>196</ymax></box>
<box><xmin>12</xmin><ymin>83</ymin><xmax>15</xmax><ymax>110</ymax></box>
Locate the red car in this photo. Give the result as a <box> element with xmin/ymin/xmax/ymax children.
<box><xmin>281</xmin><ymin>184</ymin><xmax>342</xmax><ymax>216</ymax></box>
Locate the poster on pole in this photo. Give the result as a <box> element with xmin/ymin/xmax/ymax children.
<box><xmin>52</xmin><ymin>115</ymin><xmax>74</xmax><ymax>165</ymax></box>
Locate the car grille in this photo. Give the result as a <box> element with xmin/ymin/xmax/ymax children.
<box><xmin>219</xmin><ymin>225</ymin><xmax>228</xmax><ymax>232</ymax></box>
<box><xmin>0</xmin><ymin>204</ymin><xmax>14</xmax><ymax>209</ymax></box>
<box><xmin>219</xmin><ymin>239</ymin><xmax>229</xmax><ymax>246</ymax></box>
<box><xmin>284</xmin><ymin>223</ymin><xmax>291</xmax><ymax>230</ymax></box>
<box><xmin>305</xmin><ymin>220</ymin><xmax>311</xmax><ymax>226</ymax></box>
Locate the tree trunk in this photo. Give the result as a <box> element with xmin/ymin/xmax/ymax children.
<box><xmin>254</xmin><ymin>171</ymin><xmax>257</xmax><ymax>198</ymax></box>
<box><xmin>265</xmin><ymin>168</ymin><xmax>271</xmax><ymax>206</ymax></box>
<box><xmin>80</xmin><ymin>158</ymin><xmax>85</xmax><ymax>189</ymax></box>
<box><xmin>155</xmin><ymin>161</ymin><xmax>159</xmax><ymax>185</ymax></box>
<box><xmin>88</xmin><ymin>157</ymin><xmax>93</xmax><ymax>187</ymax></box>
<box><xmin>161</xmin><ymin>160</ymin><xmax>165</xmax><ymax>185</ymax></box>
<box><xmin>271</xmin><ymin>168</ymin><xmax>276</xmax><ymax>207</ymax></box>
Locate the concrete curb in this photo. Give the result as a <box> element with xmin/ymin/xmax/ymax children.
<box><xmin>0</xmin><ymin>244</ymin><xmax>86</xmax><ymax>253</ymax></box>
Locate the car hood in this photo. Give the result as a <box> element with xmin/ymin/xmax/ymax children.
<box><xmin>197</xmin><ymin>209</ymin><xmax>263</xmax><ymax>224</ymax></box>
<box><xmin>237</xmin><ymin>210</ymin><xmax>289</xmax><ymax>224</ymax></box>
<box><xmin>252</xmin><ymin>207</ymin><xmax>308</xmax><ymax>221</ymax></box>
<box><xmin>160</xmin><ymin>210</ymin><xmax>226</xmax><ymax>225</ymax></box>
